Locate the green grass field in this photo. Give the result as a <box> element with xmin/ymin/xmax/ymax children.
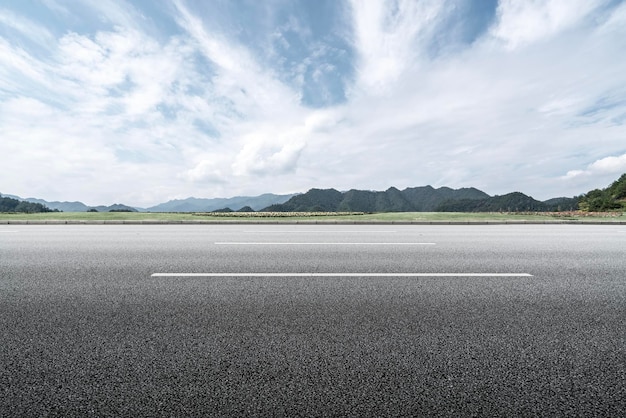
<box><xmin>0</xmin><ymin>211</ymin><xmax>624</xmax><ymax>223</ymax></box>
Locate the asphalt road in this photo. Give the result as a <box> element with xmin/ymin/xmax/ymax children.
<box><xmin>1</xmin><ymin>224</ymin><xmax>625</xmax><ymax>416</ymax></box>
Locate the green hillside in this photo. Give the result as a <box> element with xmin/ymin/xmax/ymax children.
<box><xmin>578</xmin><ymin>173</ymin><xmax>626</xmax><ymax>211</ymax></box>
<box><xmin>0</xmin><ymin>195</ymin><xmax>56</xmax><ymax>213</ymax></box>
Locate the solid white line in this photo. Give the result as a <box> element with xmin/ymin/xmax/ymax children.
<box><xmin>215</xmin><ymin>242</ymin><xmax>435</xmax><ymax>245</ymax></box>
<box><xmin>240</xmin><ymin>230</ymin><xmax>398</xmax><ymax>233</ymax></box>
<box><xmin>152</xmin><ymin>273</ymin><xmax>533</xmax><ymax>277</ymax></box>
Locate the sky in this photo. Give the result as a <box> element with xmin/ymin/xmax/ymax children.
<box><xmin>1</xmin><ymin>0</ymin><xmax>626</xmax><ymax>207</ymax></box>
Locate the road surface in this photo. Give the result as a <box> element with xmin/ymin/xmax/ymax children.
<box><xmin>1</xmin><ymin>224</ymin><xmax>625</xmax><ymax>416</ymax></box>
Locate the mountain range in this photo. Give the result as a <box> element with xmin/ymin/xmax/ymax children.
<box><xmin>1</xmin><ymin>195</ymin><xmax>139</xmax><ymax>212</ymax></box>
<box><xmin>145</xmin><ymin>193</ymin><xmax>297</xmax><ymax>212</ymax></box>
<box><xmin>1</xmin><ymin>193</ymin><xmax>297</xmax><ymax>213</ymax></box>
<box><xmin>263</xmin><ymin>187</ymin><xmax>578</xmax><ymax>213</ymax></box>
<box><xmin>2</xmin><ymin>186</ymin><xmax>580</xmax><ymax>213</ymax></box>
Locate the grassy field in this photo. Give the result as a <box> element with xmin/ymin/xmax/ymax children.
<box><xmin>0</xmin><ymin>211</ymin><xmax>624</xmax><ymax>223</ymax></box>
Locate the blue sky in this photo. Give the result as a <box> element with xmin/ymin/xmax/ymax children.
<box><xmin>1</xmin><ymin>0</ymin><xmax>626</xmax><ymax>206</ymax></box>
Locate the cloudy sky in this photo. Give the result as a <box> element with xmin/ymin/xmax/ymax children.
<box><xmin>1</xmin><ymin>0</ymin><xmax>626</xmax><ymax>207</ymax></box>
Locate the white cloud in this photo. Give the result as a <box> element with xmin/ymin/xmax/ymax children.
<box><xmin>564</xmin><ymin>153</ymin><xmax>626</xmax><ymax>179</ymax></box>
<box><xmin>172</xmin><ymin>0</ymin><xmax>301</xmax><ymax>119</ymax></box>
<box><xmin>0</xmin><ymin>38</ymin><xmax>56</xmax><ymax>95</ymax></box>
<box><xmin>0</xmin><ymin>8</ymin><xmax>54</xmax><ymax>46</ymax></box>
<box><xmin>349</xmin><ymin>0</ymin><xmax>444</xmax><ymax>94</ymax></box>
<box><xmin>55</xmin><ymin>28</ymin><xmax>189</xmax><ymax>118</ymax></box>
<box><xmin>41</xmin><ymin>0</ymin><xmax>71</xmax><ymax>16</ymax></box>
<box><xmin>57</xmin><ymin>32</ymin><xmax>126</xmax><ymax>91</ymax></box>
<box><xmin>600</xmin><ymin>1</ymin><xmax>626</xmax><ymax>31</ymax></box>
<box><xmin>304</xmin><ymin>108</ymin><xmax>346</xmax><ymax>133</ymax></box>
<box><xmin>538</xmin><ymin>96</ymin><xmax>584</xmax><ymax>117</ymax></box>
<box><xmin>81</xmin><ymin>0</ymin><xmax>144</xmax><ymax>30</ymax></box>
<box><xmin>232</xmin><ymin>130</ymin><xmax>306</xmax><ymax>177</ymax></box>
<box><xmin>490</xmin><ymin>0</ymin><xmax>605</xmax><ymax>49</ymax></box>
<box><xmin>0</xmin><ymin>97</ymin><xmax>117</xmax><ymax>198</ymax></box>
<box><xmin>171</xmin><ymin>0</ymin><xmax>313</xmax><ymax>183</ymax></box>
<box><xmin>181</xmin><ymin>159</ymin><xmax>227</xmax><ymax>183</ymax></box>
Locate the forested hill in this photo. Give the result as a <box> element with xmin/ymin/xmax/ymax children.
<box><xmin>262</xmin><ymin>186</ymin><xmax>581</xmax><ymax>213</ymax></box>
<box><xmin>0</xmin><ymin>195</ymin><xmax>56</xmax><ymax>213</ymax></box>
<box><xmin>436</xmin><ymin>192</ymin><xmax>579</xmax><ymax>212</ymax></box>
<box><xmin>578</xmin><ymin>173</ymin><xmax>626</xmax><ymax>211</ymax></box>
<box><xmin>262</xmin><ymin>186</ymin><xmax>490</xmax><ymax>212</ymax></box>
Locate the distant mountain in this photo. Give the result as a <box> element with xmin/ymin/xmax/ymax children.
<box><xmin>92</xmin><ymin>204</ymin><xmax>138</xmax><ymax>212</ymax></box>
<box><xmin>436</xmin><ymin>192</ymin><xmax>578</xmax><ymax>212</ymax></box>
<box><xmin>541</xmin><ymin>197</ymin><xmax>581</xmax><ymax>211</ymax></box>
<box><xmin>402</xmin><ymin>186</ymin><xmax>490</xmax><ymax>211</ymax></box>
<box><xmin>2</xmin><ymin>192</ymin><xmax>295</xmax><ymax>213</ymax></box>
<box><xmin>338</xmin><ymin>188</ymin><xmax>414</xmax><ymax>212</ymax></box>
<box><xmin>263</xmin><ymin>189</ymin><xmax>344</xmax><ymax>212</ymax></box>
<box><xmin>146</xmin><ymin>193</ymin><xmax>297</xmax><ymax>212</ymax></box>
<box><xmin>263</xmin><ymin>186</ymin><xmax>490</xmax><ymax>212</ymax></box>
<box><xmin>7</xmin><ymin>176</ymin><xmax>605</xmax><ymax>214</ymax></box>
<box><xmin>18</xmin><ymin>198</ymin><xmax>90</xmax><ymax>212</ymax></box>
<box><xmin>2</xmin><ymin>195</ymin><xmax>138</xmax><ymax>212</ymax></box>
<box><xmin>0</xmin><ymin>195</ymin><xmax>56</xmax><ymax>213</ymax></box>
<box><xmin>261</xmin><ymin>186</ymin><xmax>582</xmax><ymax>213</ymax></box>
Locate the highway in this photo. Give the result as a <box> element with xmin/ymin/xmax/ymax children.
<box><xmin>1</xmin><ymin>224</ymin><xmax>625</xmax><ymax>416</ymax></box>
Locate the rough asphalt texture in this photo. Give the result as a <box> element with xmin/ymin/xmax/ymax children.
<box><xmin>1</xmin><ymin>224</ymin><xmax>625</xmax><ymax>416</ymax></box>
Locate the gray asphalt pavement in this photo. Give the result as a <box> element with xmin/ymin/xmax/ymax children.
<box><xmin>1</xmin><ymin>224</ymin><xmax>625</xmax><ymax>416</ymax></box>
